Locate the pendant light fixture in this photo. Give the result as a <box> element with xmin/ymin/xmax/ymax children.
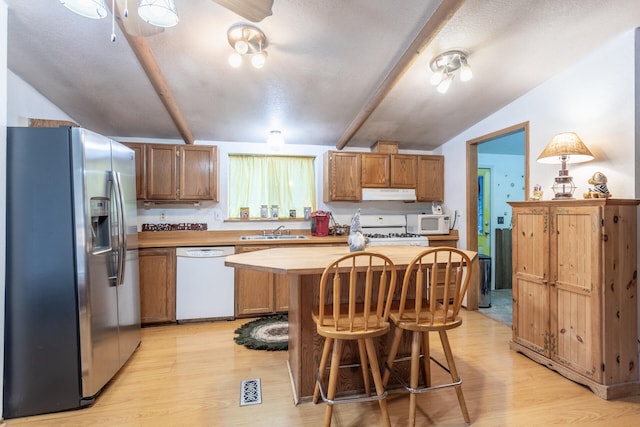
<box><xmin>59</xmin><ymin>0</ymin><xmax>108</xmax><ymax>19</ymax></box>
<box><xmin>138</xmin><ymin>0</ymin><xmax>179</xmax><ymax>28</ymax></box>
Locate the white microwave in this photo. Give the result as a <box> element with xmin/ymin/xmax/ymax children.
<box><xmin>406</xmin><ymin>214</ymin><xmax>450</xmax><ymax>235</ymax></box>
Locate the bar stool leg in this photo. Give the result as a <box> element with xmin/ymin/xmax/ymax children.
<box><xmin>439</xmin><ymin>330</ymin><xmax>470</xmax><ymax>424</ymax></box>
<box><xmin>314</xmin><ymin>337</ymin><xmax>333</xmax><ymax>404</ymax></box>
<box><xmin>382</xmin><ymin>326</ymin><xmax>403</xmax><ymax>387</ymax></box>
<box><xmin>357</xmin><ymin>339</ymin><xmax>372</xmax><ymax>396</ymax></box>
<box><xmin>324</xmin><ymin>339</ymin><xmax>343</xmax><ymax>427</ymax></box>
<box><xmin>364</xmin><ymin>337</ymin><xmax>391</xmax><ymax>427</ymax></box>
<box><xmin>409</xmin><ymin>331</ymin><xmax>421</xmax><ymax>427</ymax></box>
<box><xmin>421</xmin><ymin>331</ymin><xmax>431</xmax><ymax>387</ymax></box>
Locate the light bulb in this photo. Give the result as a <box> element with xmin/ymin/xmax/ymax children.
<box><xmin>228</xmin><ymin>52</ymin><xmax>242</xmax><ymax>68</ymax></box>
<box><xmin>60</xmin><ymin>0</ymin><xmax>108</xmax><ymax>19</ymax></box>
<box><xmin>234</xmin><ymin>40</ymin><xmax>249</xmax><ymax>54</ymax></box>
<box><xmin>430</xmin><ymin>68</ymin><xmax>444</xmax><ymax>86</ymax></box>
<box><xmin>437</xmin><ymin>74</ymin><xmax>453</xmax><ymax>94</ymax></box>
<box><xmin>251</xmin><ymin>51</ymin><xmax>267</xmax><ymax>69</ymax></box>
<box><xmin>460</xmin><ymin>62</ymin><xmax>473</xmax><ymax>82</ymax></box>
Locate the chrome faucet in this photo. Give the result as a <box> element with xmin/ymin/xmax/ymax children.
<box><xmin>272</xmin><ymin>225</ymin><xmax>286</xmax><ymax>235</ymax></box>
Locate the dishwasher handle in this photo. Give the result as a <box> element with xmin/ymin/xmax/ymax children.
<box><xmin>176</xmin><ymin>246</ymin><xmax>235</xmax><ymax>258</ymax></box>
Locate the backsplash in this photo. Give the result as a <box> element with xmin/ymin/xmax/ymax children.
<box><xmin>141</xmin><ymin>223</ymin><xmax>208</xmax><ymax>231</ymax></box>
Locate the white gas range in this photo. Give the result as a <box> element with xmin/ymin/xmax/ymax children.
<box><xmin>360</xmin><ymin>214</ymin><xmax>429</xmax><ymax>247</ymax></box>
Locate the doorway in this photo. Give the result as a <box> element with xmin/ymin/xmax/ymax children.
<box><xmin>466</xmin><ymin>122</ymin><xmax>529</xmax><ymax>324</ymax></box>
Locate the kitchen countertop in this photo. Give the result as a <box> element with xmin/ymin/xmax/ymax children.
<box><xmin>137</xmin><ymin>229</ymin><xmax>459</xmax><ymax>248</ymax></box>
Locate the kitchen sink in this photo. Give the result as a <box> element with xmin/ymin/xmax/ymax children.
<box><xmin>240</xmin><ymin>234</ymin><xmax>309</xmax><ymax>240</ymax></box>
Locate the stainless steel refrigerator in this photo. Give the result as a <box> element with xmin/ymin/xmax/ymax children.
<box><xmin>4</xmin><ymin>127</ymin><xmax>141</xmax><ymax>418</ymax></box>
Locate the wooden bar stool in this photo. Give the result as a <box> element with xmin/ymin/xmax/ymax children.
<box><xmin>383</xmin><ymin>247</ymin><xmax>474</xmax><ymax>426</ymax></box>
<box><xmin>312</xmin><ymin>251</ymin><xmax>397</xmax><ymax>427</ymax></box>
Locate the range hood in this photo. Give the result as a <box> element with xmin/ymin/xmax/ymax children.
<box><xmin>361</xmin><ymin>188</ymin><xmax>417</xmax><ymax>201</ymax></box>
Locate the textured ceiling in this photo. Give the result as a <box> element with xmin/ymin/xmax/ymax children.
<box><xmin>6</xmin><ymin>0</ymin><xmax>640</xmax><ymax>151</ymax></box>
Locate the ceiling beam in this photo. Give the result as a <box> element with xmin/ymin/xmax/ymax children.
<box><xmin>335</xmin><ymin>0</ymin><xmax>466</xmax><ymax>150</ymax></box>
<box><xmin>111</xmin><ymin>5</ymin><xmax>195</xmax><ymax>144</ymax></box>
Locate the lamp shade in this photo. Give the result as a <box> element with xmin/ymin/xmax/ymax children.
<box><xmin>60</xmin><ymin>0</ymin><xmax>108</xmax><ymax>19</ymax></box>
<box><xmin>138</xmin><ymin>0</ymin><xmax>179</xmax><ymax>28</ymax></box>
<box><xmin>537</xmin><ymin>132</ymin><xmax>594</xmax><ymax>164</ymax></box>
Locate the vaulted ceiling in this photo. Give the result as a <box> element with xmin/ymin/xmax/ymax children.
<box><xmin>6</xmin><ymin>0</ymin><xmax>640</xmax><ymax>150</ymax></box>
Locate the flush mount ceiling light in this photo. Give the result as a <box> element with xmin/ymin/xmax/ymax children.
<box><xmin>227</xmin><ymin>23</ymin><xmax>269</xmax><ymax>69</ymax></box>
<box><xmin>429</xmin><ymin>50</ymin><xmax>472</xmax><ymax>94</ymax></box>
<box><xmin>267</xmin><ymin>130</ymin><xmax>284</xmax><ymax>148</ymax></box>
<box><xmin>138</xmin><ymin>0</ymin><xmax>179</xmax><ymax>28</ymax></box>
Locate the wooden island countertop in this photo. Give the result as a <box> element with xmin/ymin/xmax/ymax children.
<box><xmin>225</xmin><ymin>245</ymin><xmax>477</xmax><ymax>404</ymax></box>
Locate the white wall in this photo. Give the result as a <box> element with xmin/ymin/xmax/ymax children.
<box><xmin>7</xmin><ymin>70</ymin><xmax>76</xmax><ymax>126</ymax></box>
<box><xmin>1</xmin><ymin>0</ymin><xmax>8</xmax><ymax>420</ymax></box>
<box><xmin>439</xmin><ymin>29</ymin><xmax>637</xmax><ymax>251</ymax></box>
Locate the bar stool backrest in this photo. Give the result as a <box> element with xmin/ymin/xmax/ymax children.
<box><xmin>396</xmin><ymin>247</ymin><xmax>473</xmax><ymax>326</ymax></box>
<box><xmin>317</xmin><ymin>252</ymin><xmax>397</xmax><ymax>334</ymax></box>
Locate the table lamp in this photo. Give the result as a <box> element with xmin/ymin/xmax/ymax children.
<box><xmin>537</xmin><ymin>132</ymin><xmax>594</xmax><ymax>199</ymax></box>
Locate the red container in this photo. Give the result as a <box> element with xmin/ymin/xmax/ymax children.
<box><xmin>311</xmin><ymin>210</ymin><xmax>330</xmax><ymax>236</ymax></box>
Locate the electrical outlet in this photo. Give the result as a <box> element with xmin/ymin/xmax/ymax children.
<box><xmin>214</xmin><ymin>210</ymin><xmax>222</xmax><ymax>221</ymax></box>
<box><xmin>160</xmin><ymin>210</ymin><xmax>166</xmax><ymax>221</ymax></box>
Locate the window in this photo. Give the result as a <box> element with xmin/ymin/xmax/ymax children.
<box><xmin>228</xmin><ymin>155</ymin><xmax>316</xmax><ymax>219</ymax></box>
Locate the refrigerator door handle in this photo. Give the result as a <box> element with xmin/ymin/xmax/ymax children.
<box><xmin>111</xmin><ymin>170</ymin><xmax>127</xmax><ymax>286</ymax></box>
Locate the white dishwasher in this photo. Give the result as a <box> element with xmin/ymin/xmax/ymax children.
<box><xmin>176</xmin><ymin>246</ymin><xmax>235</xmax><ymax>321</ymax></box>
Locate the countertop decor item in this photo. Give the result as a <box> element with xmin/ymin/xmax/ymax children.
<box><xmin>347</xmin><ymin>208</ymin><xmax>366</xmax><ymax>252</ymax></box>
<box><xmin>233</xmin><ymin>314</ymin><xmax>288</xmax><ymax>351</ymax></box>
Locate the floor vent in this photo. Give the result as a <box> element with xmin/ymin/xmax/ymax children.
<box><xmin>240</xmin><ymin>378</ymin><xmax>262</xmax><ymax>406</ymax></box>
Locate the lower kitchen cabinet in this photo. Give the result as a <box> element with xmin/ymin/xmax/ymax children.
<box><xmin>235</xmin><ymin>244</ymin><xmax>343</xmax><ymax>317</ymax></box>
<box><xmin>235</xmin><ymin>246</ymin><xmax>279</xmax><ymax>317</ymax></box>
<box><xmin>138</xmin><ymin>247</ymin><xmax>176</xmax><ymax>324</ymax></box>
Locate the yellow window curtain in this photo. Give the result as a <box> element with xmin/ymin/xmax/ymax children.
<box><xmin>229</xmin><ymin>155</ymin><xmax>316</xmax><ymax>219</ymax></box>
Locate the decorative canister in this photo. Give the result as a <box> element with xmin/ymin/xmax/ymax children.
<box><xmin>304</xmin><ymin>207</ymin><xmax>312</xmax><ymax>220</ymax></box>
<box><xmin>260</xmin><ymin>205</ymin><xmax>268</xmax><ymax>219</ymax></box>
<box><xmin>289</xmin><ymin>209</ymin><xmax>296</xmax><ymax>218</ymax></box>
<box><xmin>271</xmin><ymin>205</ymin><xmax>279</xmax><ymax>219</ymax></box>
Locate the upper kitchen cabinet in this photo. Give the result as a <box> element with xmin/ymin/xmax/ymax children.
<box><xmin>178</xmin><ymin>145</ymin><xmax>218</xmax><ymax>201</ymax></box>
<box><xmin>361</xmin><ymin>153</ymin><xmax>417</xmax><ymax>188</ymax></box>
<box><xmin>122</xmin><ymin>142</ymin><xmax>146</xmax><ymax>200</ymax></box>
<box><xmin>416</xmin><ymin>155</ymin><xmax>444</xmax><ymax>202</ymax></box>
<box><xmin>390</xmin><ymin>154</ymin><xmax>417</xmax><ymax>188</ymax></box>
<box><xmin>323</xmin><ymin>151</ymin><xmax>362</xmax><ymax>202</ymax></box>
<box><xmin>123</xmin><ymin>143</ymin><xmax>218</xmax><ymax>202</ymax></box>
<box><xmin>361</xmin><ymin>153</ymin><xmax>390</xmax><ymax>187</ymax></box>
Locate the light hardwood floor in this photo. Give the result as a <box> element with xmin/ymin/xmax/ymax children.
<box><xmin>4</xmin><ymin>310</ymin><xmax>640</xmax><ymax>426</ymax></box>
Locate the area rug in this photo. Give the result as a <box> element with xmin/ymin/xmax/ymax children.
<box><xmin>234</xmin><ymin>314</ymin><xmax>288</xmax><ymax>351</ymax></box>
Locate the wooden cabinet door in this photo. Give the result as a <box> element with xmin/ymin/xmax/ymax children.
<box><xmin>323</xmin><ymin>151</ymin><xmax>362</xmax><ymax>201</ymax></box>
<box><xmin>390</xmin><ymin>154</ymin><xmax>417</xmax><ymax>188</ymax></box>
<box><xmin>361</xmin><ymin>153</ymin><xmax>390</xmax><ymax>188</ymax></box>
<box><xmin>274</xmin><ymin>273</ymin><xmax>289</xmax><ymax>312</ymax></box>
<box><xmin>121</xmin><ymin>142</ymin><xmax>146</xmax><ymax>200</ymax></box>
<box><xmin>416</xmin><ymin>155</ymin><xmax>444</xmax><ymax>201</ymax></box>
<box><xmin>147</xmin><ymin>144</ymin><xmax>177</xmax><ymax>200</ymax></box>
<box><xmin>179</xmin><ymin>145</ymin><xmax>218</xmax><ymax>201</ymax></box>
<box><xmin>550</xmin><ymin>206</ymin><xmax>602</xmax><ymax>381</ymax></box>
<box><xmin>235</xmin><ymin>246</ymin><xmax>274</xmax><ymax>317</ymax></box>
<box><xmin>511</xmin><ymin>206</ymin><xmax>550</xmax><ymax>356</ymax></box>
<box><xmin>139</xmin><ymin>248</ymin><xmax>176</xmax><ymax>324</ymax></box>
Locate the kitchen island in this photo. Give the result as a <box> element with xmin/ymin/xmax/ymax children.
<box><xmin>225</xmin><ymin>245</ymin><xmax>477</xmax><ymax>403</ymax></box>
